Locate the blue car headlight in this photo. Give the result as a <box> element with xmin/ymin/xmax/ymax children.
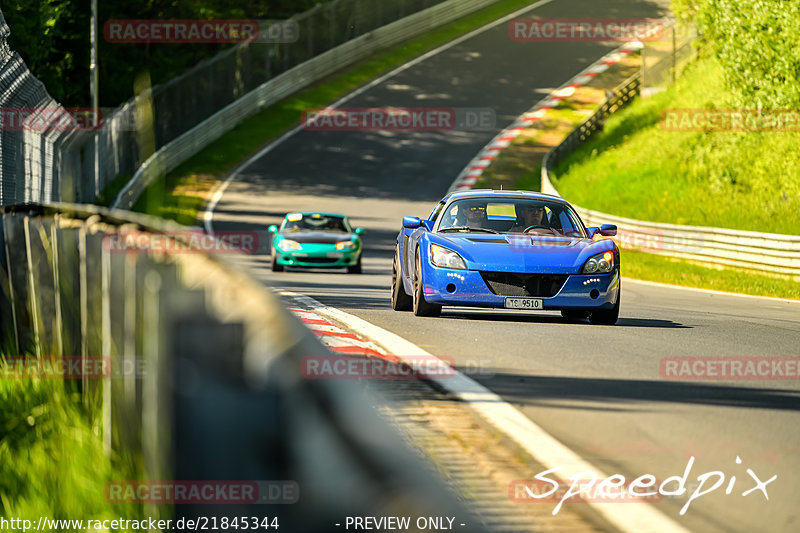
<box><xmin>430</xmin><ymin>244</ymin><xmax>467</xmax><ymax>270</ymax></box>
<box><xmin>335</xmin><ymin>241</ymin><xmax>356</xmax><ymax>251</ymax></box>
<box><xmin>277</xmin><ymin>239</ymin><xmax>302</xmax><ymax>252</ymax></box>
<box><xmin>582</xmin><ymin>251</ymin><xmax>615</xmax><ymax>274</ymax></box>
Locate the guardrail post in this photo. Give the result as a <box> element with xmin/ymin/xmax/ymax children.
<box><xmin>0</xmin><ymin>213</ymin><xmax>17</xmax><ymax>352</ymax></box>
<box><xmin>24</xmin><ymin>216</ymin><xmax>61</xmax><ymax>357</ymax></box>
<box><xmin>120</xmin><ymin>250</ymin><xmax>141</xmax><ymax>456</ymax></box>
<box><xmin>56</xmin><ymin>224</ymin><xmax>83</xmax><ymax>369</ymax></box>
<box><xmin>671</xmin><ymin>25</ymin><xmax>677</xmax><ymax>84</ymax></box>
<box><xmin>81</xmin><ymin>218</ymin><xmax>105</xmax><ymax>406</ymax></box>
<box><xmin>50</xmin><ymin>218</ymin><xmax>65</xmax><ymax>357</ymax></box>
<box><xmin>3</xmin><ymin>213</ymin><xmax>34</xmax><ymax>354</ymax></box>
<box><xmin>170</xmin><ymin>310</ymin><xmax>283</xmax><ymax>524</ymax></box>
<box><xmin>101</xmin><ymin>235</ymin><xmax>113</xmax><ymax>455</ymax></box>
<box><xmin>105</xmin><ymin>234</ymin><xmax>134</xmax><ymax>457</ymax></box>
<box><xmin>140</xmin><ymin>261</ymin><xmax>178</xmax><ymax>525</ymax></box>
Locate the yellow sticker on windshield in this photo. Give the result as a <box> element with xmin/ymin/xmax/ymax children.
<box><xmin>287</xmin><ymin>213</ymin><xmax>302</xmax><ymax>221</ymax></box>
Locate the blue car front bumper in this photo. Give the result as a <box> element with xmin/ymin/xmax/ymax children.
<box><xmin>419</xmin><ymin>266</ymin><xmax>620</xmax><ymax>310</ymax></box>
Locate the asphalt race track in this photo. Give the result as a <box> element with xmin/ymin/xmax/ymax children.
<box><xmin>209</xmin><ymin>0</ymin><xmax>800</xmax><ymax>531</ymax></box>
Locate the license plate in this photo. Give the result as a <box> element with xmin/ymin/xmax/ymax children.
<box><xmin>326</xmin><ymin>252</ymin><xmax>343</xmax><ymax>258</ymax></box>
<box><xmin>504</xmin><ymin>298</ymin><xmax>544</xmax><ymax>310</ymax></box>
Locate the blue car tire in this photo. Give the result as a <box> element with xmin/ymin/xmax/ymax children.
<box><xmin>412</xmin><ymin>248</ymin><xmax>441</xmax><ymax>317</ymax></box>
<box><xmin>391</xmin><ymin>248</ymin><xmax>412</xmax><ymax>311</ymax></box>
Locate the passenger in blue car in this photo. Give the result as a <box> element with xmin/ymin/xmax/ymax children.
<box><xmin>510</xmin><ymin>203</ymin><xmax>548</xmax><ymax>233</ymax></box>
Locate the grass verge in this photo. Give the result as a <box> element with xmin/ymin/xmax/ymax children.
<box><xmin>0</xmin><ymin>372</ymin><xmax>145</xmax><ymax>525</ymax></box>
<box><xmin>133</xmin><ymin>0</ymin><xmax>542</xmax><ymax>225</ymax></box>
<box><xmin>621</xmin><ymin>249</ymin><xmax>800</xmax><ymax>300</ymax></box>
<box><xmin>552</xmin><ymin>51</ymin><xmax>800</xmax><ymax>235</ymax></box>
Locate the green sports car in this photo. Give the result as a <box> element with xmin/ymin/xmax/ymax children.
<box><xmin>268</xmin><ymin>212</ymin><xmax>364</xmax><ymax>273</ymax></box>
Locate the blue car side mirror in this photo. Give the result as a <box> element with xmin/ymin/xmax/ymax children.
<box><xmin>587</xmin><ymin>225</ymin><xmax>617</xmax><ymax>238</ymax></box>
<box><xmin>599</xmin><ymin>224</ymin><xmax>617</xmax><ymax>236</ymax></box>
<box><xmin>402</xmin><ymin>216</ymin><xmax>422</xmax><ymax>229</ymax></box>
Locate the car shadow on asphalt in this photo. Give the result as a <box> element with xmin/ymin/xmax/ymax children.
<box><xmin>443</xmin><ymin>311</ymin><xmax>689</xmax><ymax>329</ymax></box>
<box><xmin>471</xmin><ymin>373</ymin><xmax>800</xmax><ymax>412</ymax></box>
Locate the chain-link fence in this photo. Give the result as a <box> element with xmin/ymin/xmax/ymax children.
<box><xmin>0</xmin><ymin>10</ymin><xmax>78</xmax><ymax>205</ymax></box>
<box><xmin>0</xmin><ymin>0</ymin><xmax>454</xmax><ymax>207</ymax></box>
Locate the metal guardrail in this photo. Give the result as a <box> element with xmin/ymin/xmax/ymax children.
<box><xmin>112</xmin><ymin>0</ymin><xmax>502</xmax><ymax>209</ymax></box>
<box><xmin>540</xmin><ymin>62</ymin><xmax>800</xmax><ymax>277</ymax></box>
<box><xmin>540</xmin><ymin>75</ymin><xmax>640</xmax><ymax>197</ymax></box>
<box><xmin>577</xmin><ymin>207</ymin><xmax>800</xmax><ymax>276</ymax></box>
<box><xmin>0</xmin><ymin>203</ymin><xmax>489</xmax><ymax>529</ymax></box>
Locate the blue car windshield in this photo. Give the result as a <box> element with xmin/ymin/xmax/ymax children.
<box><xmin>282</xmin><ymin>214</ymin><xmax>350</xmax><ymax>233</ymax></box>
<box><xmin>437</xmin><ymin>199</ymin><xmax>586</xmax><ymax>237</ymax></box>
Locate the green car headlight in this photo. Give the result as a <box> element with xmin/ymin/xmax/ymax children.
<box><xmin>582</xmin><ymin>251</ymin><xmax>615</xmax><ymax>274</ymax></box>
<box><xmin>430</xmin><ymin>244</ymin><xmax>467</xmax><ymax>270</ymax></box>
<box><xmin>335</xmin><ymin>241</ymin><xmax>356</xmax><ymax>251</ymax></box>
<box><xmin>277</xmin><ymin>239</ymin><xmax>302</xmax><ymax>252</ymax></box>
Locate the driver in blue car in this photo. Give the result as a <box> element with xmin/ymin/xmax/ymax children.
<box><xmin>510</xmin><ymin>203</ymin><xmax>547</xmax><ymax>233</ymax></box>
<box><xmin>462</xmin><ymin>202</ymin><xmax>488</xmax><ymax>229</ymax></box>
<box><xmin>452</xmin><ymin>202</ymin><xmax>486</xmax><ymax>228</ymax></box>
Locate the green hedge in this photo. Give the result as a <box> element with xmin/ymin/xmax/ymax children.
<box><xmin>671</xmin><ymin>0</ymin><xmax>800</xmax><ymax>108</ymax></box>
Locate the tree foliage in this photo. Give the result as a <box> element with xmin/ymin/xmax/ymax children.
<box><xmin>3</xmin><ymin>0</ymin><xmax>325</xmax><ymax>106</ymax></box>
<box><xmin>671</xmin><ymin>0</ymin><xmax>800</xmax><ymax>108</ymax></box>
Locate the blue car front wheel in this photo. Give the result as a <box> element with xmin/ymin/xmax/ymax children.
<box><xmin>391</xmin><ymin>248</ymin><xmax>412</xmax><ymax>311</ymax></box>
<box><xmin>588</xmin><ymin>279</ymin><xmax>620</xmax><ymax>325</ymax></box>
<box><xmin>412</xmin><ymin>248</ymin><xmax>441</xmax><ymax>317</ymax></box>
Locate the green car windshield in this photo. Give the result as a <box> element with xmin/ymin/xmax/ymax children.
<box><xmin>282</xmin><ymin>214</ymin><xmax>350</xmax><ymax>233</ymax></box>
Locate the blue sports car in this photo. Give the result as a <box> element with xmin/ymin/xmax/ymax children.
<box><xmin>391</xmin><ymin>190</ymin><xmax>621</xmax><ymax>324</ymax></box>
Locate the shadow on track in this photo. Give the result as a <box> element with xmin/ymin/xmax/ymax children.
<box><xmin>443</xmin><ymin>310</ymin><xmax>688</xmax><ymax>329</ymax></box>
<box><xmin>472</xmin><ymin>373</ymin><xmax>800</xmax><ymax>412</ymax></box>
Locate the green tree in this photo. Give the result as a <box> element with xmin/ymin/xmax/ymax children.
<box><xmin>4</xmin><ymin>0</ymin><xmax>89</xmax><ymax>106</ymax></box>
<box><xmin>671</xmin><ymin>0</ymin><xmax>800</xmax><ymax>108</ymax></box>
<box><xmin>3</xmin><ymin>0</ymin><xmax>326</xmax><ymax>106</ymax></box>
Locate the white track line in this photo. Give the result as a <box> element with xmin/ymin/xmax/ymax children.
<box><xmin>278</xmin><ymin>290</ymin><xmax>691</xmax><ymax>533</ymax></box>
<box><xmin>203</xmin><ymin>0</ymin><xmax>556</xmax><ymax>233</ymax></box>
